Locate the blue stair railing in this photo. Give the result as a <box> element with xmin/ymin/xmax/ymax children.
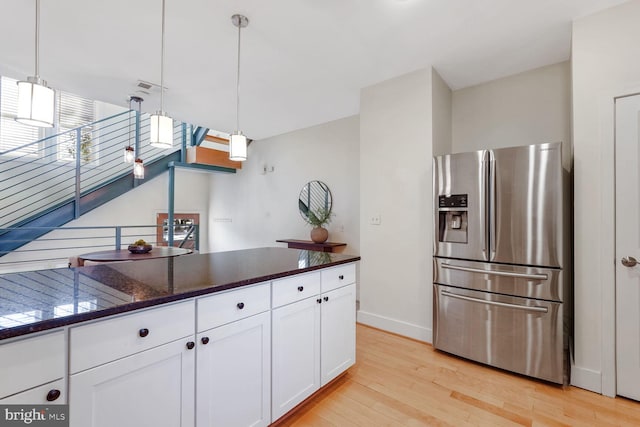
<box><xmin>0</xmin><ymin>110</ymin><xmax>192</xmax><ymax>254</ymax></box>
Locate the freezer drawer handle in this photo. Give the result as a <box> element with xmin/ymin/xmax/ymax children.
<box><xmin>441</xmin><ymin>290</ymin><xmax>548</xmax><ymax>313</ymax></box>
<box><xmin>441</xmin><ymin>263</ymin><xmax>548</xmax><ymax>280</ymax></box>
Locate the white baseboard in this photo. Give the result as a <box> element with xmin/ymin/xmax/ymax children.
<box><xmin>357</xmin><ymin>310</ymin><xmax>431</xmax><ymax>343</ymax></box>
<box><xmin>570</xmin><ymin>364</ymin><xmax>602</xmax><ymax>394</ymax></box>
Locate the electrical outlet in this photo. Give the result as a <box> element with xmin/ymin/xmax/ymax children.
<box><xmin>369</xmin><ymin>214</ymin><xmax>381</xmax><ymax>225</ymax></box>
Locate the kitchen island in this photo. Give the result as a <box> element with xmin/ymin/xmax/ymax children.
<box><xmin>0</xmin><ymin>247</ymin><xmax>360</xmax><ymax>426</ymax></box>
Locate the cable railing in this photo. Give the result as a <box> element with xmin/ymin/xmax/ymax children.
<box><xmin>0</xmin><ymin>224</ymin><xmax>199</xmax><ymax>273</ymax></box>
<box><xmin>0</xmin><ymin>110</ymin><xmax>189</xmax><ymax>230</ymax></box>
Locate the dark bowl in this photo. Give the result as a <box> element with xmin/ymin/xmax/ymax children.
<box><xmin>128</xmin><ymin>244</ymin><xmax>152</xmax><ymax>254</ymax></box>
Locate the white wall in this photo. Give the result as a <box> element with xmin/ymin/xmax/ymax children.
<box><xmin>0</xmin><ymin>169</ymin><xmax>211</xmax><ymax>271</ymax></box>
<box><xmin>431</xmin><ymin>68</ymin><xmax>452</xmax><ymax>156</ymax></box>
<box><xmin>571</xmin><ymin>0</ymin><xmax>640</xmax><ymax>395</ymax></box>
<box><xmin>358</xmin><ymin>69</ymin><xmax>433</xmax><ymax>342</ymax></box>
<box><xmin>453</xmin><ymin>61</ymin><xmax>572</xmax><ymax>169</ymax></box>
<box><xmin>208</xmin><ymin>116</ymin><xmax>360</xmax><ymax>256</ymax></box>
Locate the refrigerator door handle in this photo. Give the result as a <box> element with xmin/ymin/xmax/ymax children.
<box><xmin>481</xmin><ymin>151</ymin><xmax>488</xmax><ymax>259</ymax></box>
<box><xmin>441</xmin><ymin>262</ymin><xmax>548</xmax><ymax>280</ymax></box>
<box><xmin>441</xmin><ymin>290</ymin><xmax>548</xmax><ymax>313</ymax></box>
<box><xmin>488</xmin><ymin>151</ymin><xmax>496</xmax><ymax>260</ymax></box>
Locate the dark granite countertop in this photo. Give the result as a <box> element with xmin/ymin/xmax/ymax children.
<box><xmin>0</xmin><ymin>247</ymin><xmax>360</xmax><ymax>341</ymax></box>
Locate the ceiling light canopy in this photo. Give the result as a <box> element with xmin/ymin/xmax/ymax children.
<box><xmin>229</xmin><ymin>13</ymin><xmax>249</xmax><ymax>162</ymax></box>
<box><xmin>16</xmin><ymin>0</ymin><xmax>55</xmax><ymax>128</ymax></box>
<box><xmin>149</xmin><ymin>0</ymin><xmax>173</xmax><ymax>149</ymax></box>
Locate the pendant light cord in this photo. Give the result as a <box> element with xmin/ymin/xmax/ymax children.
<box><xmin>160</xmin><ymin>0</ymin><xmax>166</xmax><ymax>113</ymax></box>
<box><xmin>128</xmin><ymin>97</ymin><xmax>132</xmax><ymax>144</ymax></box>
<box><xmin>235</xmin><ymin>20</ymin><xmax>241</xmax><ymax>132</ymax></box>
<box><xmin>35</xmin><ymin>0</ymin><xmax>40</xmax><ymax>78</ymax></box>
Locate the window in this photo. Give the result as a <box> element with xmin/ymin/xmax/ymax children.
<box><xmin>156</xmin><ymin>213</ymin><xmax>199</xmax><ymax>249</ymax></box>
<box><xmin>0</xmin><ymin>76</ymin><xmax>41</xmax><ymax>156</ymax></box>
<box><xmin>0</xmin><ymin>75</ymin><xmax>96</xmax><ymax>161</ymax></box>
<box><xmin>57</xmin><ymin>91</ymin><xmax>95</xmax><ymax>162</ymax></box>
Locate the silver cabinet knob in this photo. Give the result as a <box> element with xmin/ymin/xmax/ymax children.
<box><xmin>622</xmin><ymin>256</ymin><xmax>638</xmax><ymax>267</ymax></box>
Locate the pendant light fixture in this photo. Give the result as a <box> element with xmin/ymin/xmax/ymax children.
<box><xmin>128</xmin><ymin>97</ymin><xmax>144</xmax><ymax>180</ymax></box>
<box><xmin>229</xmin><ymin>14</ymin><xmax>249</xmax><ymax>161</ymax></box>
<box><xmin>124</xmin><ymin>97</ymin><xmax>136</xmax><ymax>163</ymax></box>
<box><xmin>133</xmin><ymin>158</ymin><xmax>145</xmax><ymax>179</ymax></box>
<box><xmin>149</xmin><ymin>0</ymin><xmax>173</xmax><ymax>149</ymax></box>
<box><xmin>16</xmin><ymin>0</ymin><xmax>55</xmax><ymax>128</ymax></box>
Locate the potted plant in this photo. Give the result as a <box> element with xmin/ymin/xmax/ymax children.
<box><xmin>303</xmin><ymin>207</ymin><xmax>334</xmax><ymax>243</ymax></box>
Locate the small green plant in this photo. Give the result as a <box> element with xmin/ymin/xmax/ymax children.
<box><xmin>66</xmin><ymin>132</ymin><xmax>92</xmax><ymax>162</ymax></box>
<box><xmin>133</xmin><ymin>239</ymin><xmax>147</xmax><ymax>246</ymax></box>
<box><xmin>303</xmin><ymin>207</ymin><xmax>334</xmax><ymax>228</ymax></box>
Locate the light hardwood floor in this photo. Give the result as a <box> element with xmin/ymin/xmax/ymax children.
<box><xmin>276</xmin><ymin>324</ymin><xmax>640</xmax><ymax>426</ymax></box>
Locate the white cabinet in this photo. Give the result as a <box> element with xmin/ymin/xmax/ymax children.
<box><xmin>0</xmin><ymin>330</ymin><xmax>65</xmax><ymax>404</ymax></box>
<box><xmin>271</xmin><ymin>263</ymin><xmax>356</xmax><ymax>422</ymax></box>
<box><xmin>69</xmin><ymin>301</ymin><xmax>196</xmax><ymax>427</ymax></box>
<box><xmin>196</xmin><ymin>283</ymin><xmax>271</xmax><ymax>427</ymax></box>
<box><xmin>271</xmin><ymin>294</ymin><xmax>321</xmax><ymax>421</ymax></box>
<box><xmin>196</xmin><ymin>312</ymin><xmax>271</xmax><ymax>427</ymax></box>
<box><xmin>320</xmin><ymin>283</ymin><xmax>356</xmax><ymax>386</ymax></box>
<box><xmin>70</xmin><ymin>338</ymin><xmax>195</xmax><ymax>427</ymax></box>
<box><xmin>1</xmin><ymin>261</ymin><xmax>357</xmax><ymax>426</ymax></box>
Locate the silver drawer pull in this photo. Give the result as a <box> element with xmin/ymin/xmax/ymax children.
<box><xmin>441</xmin><ymin>263</ymin><xmax>548</xmax><ymax>280</ymax></box>
<box><xmin>441</xmin><ymin>290</ymin><xmax>548</xmax><ymax>313</ymax></box>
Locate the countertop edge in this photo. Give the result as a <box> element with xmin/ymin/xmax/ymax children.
<box><xmin>0</xmin><ymin>255</ymin><xmax>360</xmax><ymax>341</ymax></box>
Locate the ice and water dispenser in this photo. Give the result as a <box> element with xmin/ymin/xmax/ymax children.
<box><xmin>437</xmin><ymin>194</ymin><xmax>468</xmax><ymax>243</ymax></box>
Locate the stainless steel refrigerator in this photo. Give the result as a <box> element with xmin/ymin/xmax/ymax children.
<box><xmin>432</xmin><ymin>142</ymin><xmax>570</xmax><ymax>384</ymax></box>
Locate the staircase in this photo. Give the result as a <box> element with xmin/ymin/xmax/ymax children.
<box><xmin>0</xmin><ymin>110</ymin><xmax>192</xmax><ymax>255</ymax></box>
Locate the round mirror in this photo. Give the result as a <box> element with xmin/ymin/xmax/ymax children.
<box><xmin>298</xmin><ymin>181</ymin><xmax>332</xmax><ymax>226</ymax></box>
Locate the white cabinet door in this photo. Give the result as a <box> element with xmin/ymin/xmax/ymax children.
<box><xmin>196</xmin><ymin>311</ymin><xmax>271</xmax><ymax>427</ymax></box>
<box><xmin>320</xmin><ymin>283</ymin><xmax>356</xmax><ymax>386</ymax></box>
<box><xmin>70</xmin><ymin>338</ymin><xmax>195</xmax><ymax>427</ymax></box>
<box><xmin>271</xmin><ymin>296</ymin><xmax>321</xmax><ymax>422</ymax></box>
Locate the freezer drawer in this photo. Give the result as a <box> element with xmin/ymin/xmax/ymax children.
<box><xmin>434</xmin><ymin>258</ymin><xmax>564</xmax><ymax>301</ymax></box>
<box><xmin>433</xmin><ymin>284</ymin><xmax>564</xmax><ymax>384</ymax></box>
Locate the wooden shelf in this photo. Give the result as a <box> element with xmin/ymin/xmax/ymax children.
<box><xmin>276</xmin><ymin>239</ymin><xmax>347</xmax><ymax>253</ymax></box>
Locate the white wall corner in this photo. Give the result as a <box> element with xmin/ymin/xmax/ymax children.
<box><xmin>357</xmin><ymin>310</ymin><xmax>432</xmax><ymax>343</ymax></box>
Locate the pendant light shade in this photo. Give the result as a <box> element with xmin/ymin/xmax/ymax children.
<box><xmin>229</xmin><ymin>132</ymin><xmax>247</xmax><ymax>161</ymax></box>
<box><xmin>16</xmin><ymin>0</ymin><xmax>55</xmax><ymax>128</ymax></box>
<box><xmin>133</xmin><ymin>158</ymin><xmax>144</xmax><ymax>179</ymax></box>
<box><xmin>16</xmin><ymin>77</ymin><xmax>55</xmax><ymax>127</ymax></box>
<box><xmin>149</xmin><ymin>112</ymin><xmax>173</xmax><ymax>148</ymax></box>
<box><xmin>149</xmin><ymin>0</ymin><xmax>173</xmax><ymax>149</ymax></box>
<box><xmin>230</xmin><ymin>14</ymin><xmax>249</xmax><ymax>162</ymax></box>
<box><xmin>124</xmin><ymin>145</ymin><xmax>135</xmax><ymax>163</ymax></box>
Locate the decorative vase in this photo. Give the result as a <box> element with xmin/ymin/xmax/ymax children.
<box><xmin>310</xmin><ymin>226</ymin><xmax>328</xmax><ymax>244</ymax></box>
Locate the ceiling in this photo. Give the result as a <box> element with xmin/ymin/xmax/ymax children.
<box><xmin>0</xmin><ymin>0</ymin><xmax>628</xmax><ymax>140</ymax></box>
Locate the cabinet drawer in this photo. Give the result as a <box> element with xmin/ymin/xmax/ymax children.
<box><xmin>321</xmin><ymin>263</ymin><xmax>356</xmax><ymax>293</ymax></box>
<box><xmin>0</xmin><ymin>330</ymin><xmax>64</xmax><ymax>399</ymax></box>
<box><xmin>272</xmin><ymin>272</ymin><xmax>320</xmax><ymax>308</ymax></box>
<box><xmin>1</xmin><ymin>379</ymin><xmax>65</xmax><ymax>404</ymax></box>
<box><xmin>70</xmin><ymin>300</ymin><xmax>194</xmax><ymax>374</ymax></box>
<box><xmin>197</xmin><ymin>282</ymin><xmax>270</xmax><ymax>331</ymax></box>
